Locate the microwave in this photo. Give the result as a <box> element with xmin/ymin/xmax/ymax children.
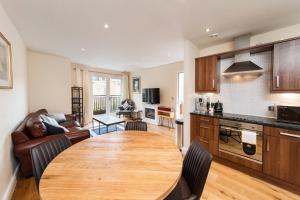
<box><xmin>277</xmin><ymin>106</ymin><xmax>300</xmax><ymax>124</ymax></box>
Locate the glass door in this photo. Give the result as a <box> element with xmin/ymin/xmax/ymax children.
<box><xmin>92</xmin><ymin>75</ymin><xmax>122</xmax><ymax>115</ymax></box>
<box><xmin>109</xmin><ymin>77</ymin><xmax>122</xmax><ymax>113</ymax></box>
<box><xmin>92</xmin><ymin>76</ymin><xmax>107</xmax><ymax>115</ymax></box>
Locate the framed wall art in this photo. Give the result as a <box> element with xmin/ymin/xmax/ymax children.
<box><xmin>132</xmin><ymin>77</ymin><xmax>141</xmax><ymax>93</ymax></box>
<box><xmin>0</xmin><ymin>32</ymin><xmax>12</xmax><ymax>89</ymax></box>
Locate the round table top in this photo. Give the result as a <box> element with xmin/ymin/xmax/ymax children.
<box><xmin>39</xmin><ymin>131</ymin><xmax>183</xmax><ymax>200</ymax></box>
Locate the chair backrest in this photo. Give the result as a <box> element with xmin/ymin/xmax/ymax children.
<box><xmin>125</xmin><ymin>121</ymin><xmax>147</xmax><ymax>131</ymax></box>
<box><xmin>182</xmin><ymin>140</ymin><xmax>213</xmax><ymax>199</ymax></box>
<box><xmin>30</xmin><ymin>135</ymin><xmax>71</xmax><ymax>187</ymax></box>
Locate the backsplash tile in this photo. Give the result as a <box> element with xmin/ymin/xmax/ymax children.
<box><xmin>198</xmin><ymin>51</ymin><xmax>300</xmax><ymax>118</ymax></box>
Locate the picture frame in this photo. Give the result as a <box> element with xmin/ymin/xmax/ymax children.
<box><xmin>132</xmin><ymin>77</ymin><xmax>141</xmax><ymax>93</ymax></box>
<box><xmin>0</xmin><ymin>32</ymin><xmax>13</xmax><ymax>89</ymax></box>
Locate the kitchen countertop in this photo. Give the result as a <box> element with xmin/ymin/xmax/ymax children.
<box><xmin>190</xmin><ymin>111</ymin><xmax>300</xmax><ymax>131</ymax></box>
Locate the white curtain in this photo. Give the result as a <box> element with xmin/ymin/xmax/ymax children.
<box><xmin>74</xmin><ymin>67</ymin><xmax>82</xmax><ymax>87</ymax></box>
<box><xmin>122</xmin><ymin>72</ymin><xmax>130</xmax><ymax>100</ymax></box>
<box><xmin>82</xmin><ymin>69</ymin><xmax>93</xmax><ymax>126</ymax></box>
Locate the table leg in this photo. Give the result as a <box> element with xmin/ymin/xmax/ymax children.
<box><xmin>92</xmin><ymin>119</ymin><xmax>95</xmax><ymax>131</ymax></box>
<box><xmin>107</xmin><ymin>125</ymin><xmax>109</xmax><ymax>133</ymax></box>
<box><xmin>98</xmin><ymin>121</ymin><xmax>101</xmax><ymax>135</ymax></box>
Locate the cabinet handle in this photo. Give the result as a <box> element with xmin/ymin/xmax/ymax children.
<box><xmin>212</xmin><ymin>79</ymin><xmax>215</xmax><ymax>89</ymax></box>
<box><xmin>199</xmin><ymin>125</ymin><xmax>209</xmax><ymax>129</ymax></box>
<box><xmin>266</xmin><ymin>138</ymin><xmax>270</xmax><ymax>152</ymax></box>
<box><xmin>276</xmin><ymin>75</ymin><xmax>280</xmax><ymax>88</ymax></box>
<box><xmin>280</xmin><ymin>132</ymin><xmax>300</xmax><ymax>139</ymax></box>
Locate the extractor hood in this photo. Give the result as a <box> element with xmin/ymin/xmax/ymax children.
<box><xmin>223</xmin><ymin>35</ymin><xmax>264</xmax><ymax>77</ymax></box>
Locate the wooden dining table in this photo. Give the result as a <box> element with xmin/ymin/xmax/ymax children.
<box><xmin>39</xmin><ymin>131</ymin><xmax>183</xmax><ymax>200</ymax></box>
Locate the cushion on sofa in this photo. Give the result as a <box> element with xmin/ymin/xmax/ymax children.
<box><xmin>41</xmin><ymin>115</ymin><xmax>69</xmax><ymax>134</ymax></box>
<box><xmin>46</xmin><ymin>112</ymin><xmax>66</xmax><ymax>123</ymax></box>
<box><xmin>60</xmin><ymin>120</ymin><xmax>80</xmax><ymax>128</ymax></box>
<box><xmin>43</xmin><ymin>122</ymin><xmax>69</xmax><ymax>134</ymax></box>
<box><xmin>122</xmin><ymin>101</ymin><xmax>130</xmax><ymax>110</ymax></box>
<box><xmin>26</xmin><ymin>116</ymin><xmax>46</xmax><ymax>138</ymax></box>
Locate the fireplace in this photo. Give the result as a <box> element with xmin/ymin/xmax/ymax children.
<box><xmin>145</xmin><ymin>108</ymin><xmax>155</xmax><ymax>120</ymax></box>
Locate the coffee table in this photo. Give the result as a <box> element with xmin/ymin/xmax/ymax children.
<box><xmin>92</xmin><ymin>114</ymin><xmax>125</xmax><ymax>134</ymax></box>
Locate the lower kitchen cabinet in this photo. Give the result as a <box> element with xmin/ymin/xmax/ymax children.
<box><xmin>263</xmin><ymin>126</ymin><xmax>300</xmax><ymax>186</ymax></box>
<box><xmin>190</xmin><ymin>114</ymin><xmax>218</xmax><ymax>156</ymax></box>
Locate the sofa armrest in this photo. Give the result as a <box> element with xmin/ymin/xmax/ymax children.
<box><xmin>65</xmin><ymin>114</ymin><xmax>76</xmax><ymax>121</ymax></box>
<box><xmin>11</xmin><ymin>131</ymin><xmax>30</xmax><ymax>145</ymax></box>
<box><xmin>65</xmin><ymin>127</ymin><xmax>90</xmax><ymax>144</ymax></box>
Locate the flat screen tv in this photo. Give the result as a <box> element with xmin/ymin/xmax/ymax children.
<box><xmin>142</xmin><ymin>88</ymin><xmax>160</xmax><ymax>104</ymax></box>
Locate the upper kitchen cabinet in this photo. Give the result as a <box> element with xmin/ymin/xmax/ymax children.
<box><xmin>195</xmin><ymin>55</ymin><xmax>219</xmax><ymax>93</ymax></box>
<box><xmin>272</xmin><ymin>39</ymin><xmax>300</xmax><ymax>92</ymax></box>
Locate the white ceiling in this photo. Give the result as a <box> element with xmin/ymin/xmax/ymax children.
<box><xmin>1</xmin><ymin>0</ymin><xmax>300</xmax><ymax>71</ymax></box>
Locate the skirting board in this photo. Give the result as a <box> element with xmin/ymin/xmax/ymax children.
<box><xmin>2</xmin><ymin>164</ymin><xmax>19</xmax><ymax>200</ymax></box>
<box><xmin>181</xmin><ymin>146</ymin><xmax>188</xmax><ymax>156</ymax></box>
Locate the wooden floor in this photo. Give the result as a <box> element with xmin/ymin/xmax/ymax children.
<box><xmin>12</xmin><ymin>124</ymin><xmax>300</xmax><ymax>200</ymax></box>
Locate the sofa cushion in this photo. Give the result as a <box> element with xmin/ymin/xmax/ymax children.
<box><xmin>122</xmin><ymin>101</ymin><xmax>130</xmax><ymax>110</ymax></box>
<box><xmin>26</xmin><ymin>116</ymin><xmax>46</xmax><ymax>138</ymax></box>
<box><xmin>41</xmin><ymin>115</ymin><xmax>69</xmax><ymax>134</ymax></box>
<box><xmin>46</xmin><ymin>112</ymin><xmax>66</xmax><ymax>123</ymax></box>
<box><xmin>60</xmin><ymin>120</ymin><xmax>80</xmax><ymax>128</ymax></box>
<box><xmin>43</xmin><ymin>122</ymin><xmax>69</xmax><ymax>134</ymax></box>
<box><xmin>11</xmin><ymin>131</ymin><xmax>30</xmax><ymax>145</ymax></box>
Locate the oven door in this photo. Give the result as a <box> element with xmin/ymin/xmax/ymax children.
<box><xmin>219</xmin><ymin>125</ymin><xmax>262</xmax><ymax>163</ymax></box>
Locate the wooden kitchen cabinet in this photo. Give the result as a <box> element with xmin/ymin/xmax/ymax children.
<box><xmin>190</xmin><ymin>114</ymin><xmax>219</xmax><ymax>156</ymax></box>
<box><xmin>263</xmin><ymin>126</ymin><xmax>300</xmax><ymax>186</ymax></box>
<box><xmin>195</xmin><ymin>56</ymin><xmax>219</xmax><ymax>93</ymax></box>
<box><xmin>272</xmin><ymin>39</ymin><xmax>300</xmax><ymax>92</ymax></box>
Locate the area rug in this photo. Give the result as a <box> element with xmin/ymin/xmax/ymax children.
<box><xmin>90</xmin><ymin>125</ymin><xmax>124</xmax><ymax>136</ymax></box>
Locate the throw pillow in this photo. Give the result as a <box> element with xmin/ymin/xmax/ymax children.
<box><xmin>46</xmin><ymin>112</ymin><xmax>67</xmax><ymax>123</ymax></box>
<box><xmin>41</xmin><ymin>115</ymin><xmax>69</xmax><ymax>134</ymax></box>
<box><xmin>127</xmin><ymin>105</ymin><xmax>133</xmax><ymax>111</ymax></box>
<box><xmin>118</xmin><ymin>105</ymin><xmax>125</xmax><ymax>111</ymax></box>
<box><xmin>43</xmin><ymin>122</ymin><xmax>69</xmax><ymax>134</ymax></box>
<box><xmin>122</xmin><ymin>101</ymin><xmax>130</xmax><ymax>110</ymax></box>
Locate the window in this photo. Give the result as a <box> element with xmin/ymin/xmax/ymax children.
<box><xmin>110</xmin><ymin>78</ymin><xmax>121</xmax><ymax>96</ymax></box>
<box><xmin>92</xmin><ymin>76</ymin><xmax>106</xmax><ymax>96</ymax></box>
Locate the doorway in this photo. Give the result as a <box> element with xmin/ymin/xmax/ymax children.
<box><xmin>177</xmin><ymin>72</ymin><xmax>184</xmax><ymax>118</ymax></box>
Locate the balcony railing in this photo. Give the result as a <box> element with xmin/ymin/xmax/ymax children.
<box><xmin>93</xmin><ymin>95</ymin><xmax>121</xmax><ymax>115</ymax></box>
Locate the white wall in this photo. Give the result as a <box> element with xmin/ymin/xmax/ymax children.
<box><xmin>131</xmin><ymin>61</ymin><xmax>184</xmax><ymax>110</ymax></box>
<box><xmin>28</xmin><ymin>51</ymin><xmax>72</xmax><ymax>113</ymax></box>
<box><xmin>183</xmin><ymin>41</ymin><xmax>199</xmax><ymax>151</ymax></box>
<box><xmin>0</xmin><ymin>3</ymin><xmax>28</xmax><ymax>200</ymax></box>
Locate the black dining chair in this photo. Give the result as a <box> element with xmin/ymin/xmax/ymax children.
<box><xmin>30</xmin><ymin>135</ymin><xmax>71</xmax><ymax>188</ymax></box>
<box><xmin>125</xmin><ymin>121</ymin><xmax>147</xmax><ymax>131</ymax></box>
<box><xmin>165</xmin><ymin>140</ymin><xmax>213</xmax><ymax>200</ymax></box>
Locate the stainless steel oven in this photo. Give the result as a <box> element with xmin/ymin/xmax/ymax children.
<box><xmin>219</xmin><ymin>119</ymin><xmax>263</xmax><ymax>163</ymax></box>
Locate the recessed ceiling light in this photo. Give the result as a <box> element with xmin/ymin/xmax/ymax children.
<box><xmin>104</xmin><ymin>23</ymin><xmax>109</xmax><ymax>29</ymax></box>
<box><xmin>206</xmin><ymin>28</ymin><xmax>210</xmax><ymax>33</ymax></box>
<box><xmin>81</xmin><ymin>48</ymin><xmax>86</xmax><ymax>52</ymax></box>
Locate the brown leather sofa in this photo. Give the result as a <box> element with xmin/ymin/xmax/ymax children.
<box><xmin>12</xmin><ymin>109</ymin><xmax>90</xmax><ymax>177</ymax></box>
